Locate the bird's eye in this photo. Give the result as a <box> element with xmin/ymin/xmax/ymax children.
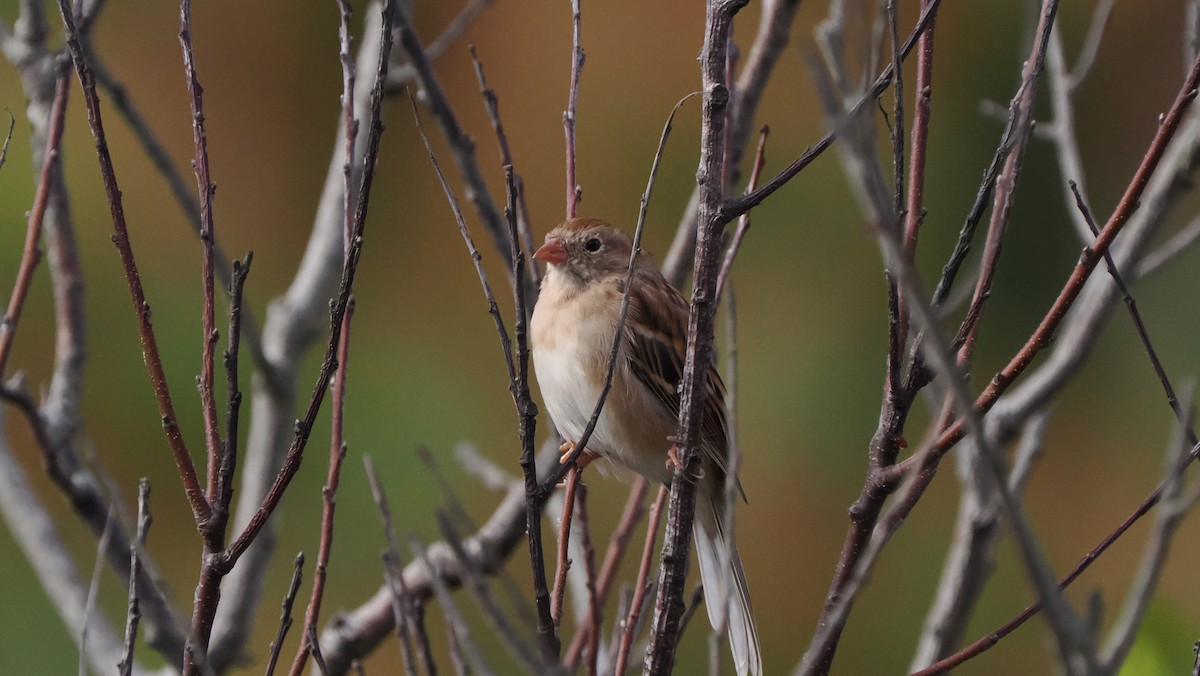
<box><xmin>584</xmin><ymin>237</ymin><xmax>603</xmax><ymax>253</ymax></box>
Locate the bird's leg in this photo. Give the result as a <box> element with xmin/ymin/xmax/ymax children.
<box><xmin>665</xmin><ymin>444</ymin><xmax>704</xmax><ymax>479</ymax></box>
<box><xmin>666</xmin><ymin>444</ymin><xmax>683</xmax><ymax>471</ymax></box>
<box><xmin>559</xmin><ymin>440</ymin><xmax>599</xmax><ymax>470</ymax></box>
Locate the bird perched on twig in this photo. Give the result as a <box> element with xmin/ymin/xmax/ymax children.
<box><xmin>530</xmin><ymin>217</ymin><xmax>761</xmax><ymax>676</ymax></box>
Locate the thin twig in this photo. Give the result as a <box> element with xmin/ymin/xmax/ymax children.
<box><xmin>574</xmin><ymin>483</ymin><xmax>601</xmax><ymax>676</ymax></box>
<box><xmin>1069</xmin><ymin>181</ymin><xmax>1194</xmax><ymax>442</ymax></box>
<box><xmin>392</xmin><ymin>3</ymin><xmax>513</xmax><ymax>269</ymax></box>
<box><xmin>470</xmin><ymin>46</ymin><xmax>540</xmax><ymax>288</ymax></box>
<box><xmin>551</xmin><ymin>469</ymin><xmax>582</xmax><ymax>626</ymax></box>
<box><xmin>265</xmin><ymin>554</ymin><xmax>305</xmax><ymax>676</ymax></box>
<box><xmin>410</xmin><ymin>539</ymin><xmax>497</xmax><ymax>676</ymax></box>
<box><xmin>221</xmin><ymin>0</ymin><xmax>396</xmax><ymax>570</ymax></box>
<box><xmin>118</xmin><ymin>480</ymin><xmax>151</xmax><ymax>676</ymax></box>
<box><xmin>178</xmin><ymin>0</ymin><xmax>223</xmax><ymax>503</ymax></box>
<box><xmin>362</xmin><ymin>456</ymin><xmax>423</xmax><ymax>676</ymax></box>
<box><xmin>563</xmin><ymin>0</ymin><xmax>584</xmax><ymax>219</ymax></box>
<box><xmin>716</xmin><ymin>125</ymin><xmax>768</xmax><ymax>298</ymax></box>
<box><xmin>563</xmin><ymin>479</ymin><xmax>649</xmax><ymax>668</ymax></box>
<box><xmin>722</xmin><ymin>0</ymin><xmax>943</xmax><ymax>222</ymax></box>
<box><xmin>80</xmin><ymin>509</ymin><xmax>115</xmax><ymax>676</ymax></box>
<box><xmin>614</xmin><ymin>486</ymin><xmax>667</xmax><ymax>675</ymax></box>
<box><xmin>0</xmin><ymin>65</ymin><xmax>69</xmax><ymax>381</ymax></box>
<box><xmin>54</xmin><ymin>0</ymin><xmax>212</xmax><ymax>524</ymax></box>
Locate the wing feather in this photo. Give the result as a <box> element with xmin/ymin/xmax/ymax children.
<box><xmin>622</xmin><ymin>270</ymin><xmax>744</xmax><ymax>500</ymax></box>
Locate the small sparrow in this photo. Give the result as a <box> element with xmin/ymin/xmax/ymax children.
<box><xmin>530</xmin><ymin>217</ymin><xmax>761</xmax><ymax>676</ymax></box>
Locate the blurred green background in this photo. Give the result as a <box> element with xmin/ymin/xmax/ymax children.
<box><xmin>1</xmin><ymin>0</ymin><xmax>1198</xmax><ymax>673</ymax></box>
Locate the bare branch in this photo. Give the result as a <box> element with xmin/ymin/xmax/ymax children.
<box><xmin>177</xmin><ymin>0</ymin><xmax>223</xmax><ymax>503</ymax></box>
<box><xmin>0</xmin><ymin>64</ymin><xmax>68</xmax><ymax>383</ymax></box>
<box><xmin>614</xmin><ymin>486</ymin><xmax>667</xmax><ymax>675</ymax></box>
<box><xmin>410</xmin><ymin>539</ymin><xmax>496</xmax><ymax>676</ymax></box>
<box><xmin>664</xmin><ymin>0</ymin><xmax>805</xmax><ymax>283</ymax></box>
<box><xmin>646</xmin><ymin>1</ymin><xmax>746</xmax><ymax>669</ymax></box>
<box><xmin>55</xmin><ymin>0</ymin><xmax>212</xmax><ymax>524</ymax></box>
<box><xmin>212</xmin><ymin>6</ymin><xmax>386</xmax><ymax>659</ymax></box>
<box><xmin>563</xmin><ymin>0</ymin><xmax>584</xmax><ymax>219</ymax></box>
<box><xmin>118</xmin><ymin>479</ymin><xmax>153</xmax><ymax>676</ymax></box>
<box><xmin>265</xmin><ymin>554</ymin><xmax>305</xmax><ymax>676</ymax></box>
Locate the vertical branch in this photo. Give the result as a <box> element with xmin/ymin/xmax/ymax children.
<box><xmin>902</xmin><ymin>0</ymin><xmax>935</xmax><ymax>259</ymax></box>
<box><xmin>505</xmin><ymin>155</ymin><xmax>559</xmax><ymax>658</ymax></box>
<box><xmin>550</xmin><ymin>469</ymin><xmax>581</xmax><ymax>626</ymax></box>
<box><xmin>562</xmin><ymin>478</ymin><xmax>649</xmax><ymax>668</ymax></box>
<box><xmin>614</xmin><ymin>486</ymin><xmax>668</xmax><ymax>675</ymax></box>
<box><xmin>179</xmin><ymin>0</ymin><xmax>223</xmax><ymax>502</ymax></box>
<box><xmin>573</xmin><ymin>483</ymin><xmax>601</xmax><ymax>676</ymax></box>
<box><xmin>363</xmin><ymin>456</ymin><xmax>425</xmax><ymax>676</ymax></box>
<box><xmin>291</xmin><ymin>3</ymin><xmax>360</xmax><ymax>671</ymax></box>
<box><xmin>221</xmin><ymin>0</ymin><xmax>396</xmax><ymax>569</ymax></box>
<box><xmin>54</xmin><ymin>0</ymin><xmax>212</xmax><ymax>525</ymax></box>
<box><xmin>210</xmin><ymin>3</ymin><xmax>386</xmax><ymax>659</ymax></box>
<box><xmin>646</xmin><ymin>5</ymin><xmax>746</xmax><ymax>673</ymax></box>
<box><xmin>118</xmin><ymin>479</ymin><xmax>152</xmax><ymax>676</ymax></box>
<box><xmin>265</xmin><ymin>554</ymin><xmax>305</xmax><ymax>676</ymax></box>
<box><xmin>0</xmin><ymin>65</ymin><xmax>69</xmax><ymax>379</ymax></box>
<box><xmin>470</xmin><ymin>46</ymin><xmax>542</xmax><ymax>288</ymax></box>
<box><xmin>563</xmin><ymin>0</ymin><xmax>584</xmax><ymax>218</ymax></box>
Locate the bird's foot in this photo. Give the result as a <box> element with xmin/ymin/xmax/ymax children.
<box><xmin>665</xmin><ymin>445</ymin><xmax>704</xmax><ymax>479</ymax></box>
<box><xmin>558</xmin><ymin>441</ymin><xmax>598</xmax><ymax>470</ymax></box>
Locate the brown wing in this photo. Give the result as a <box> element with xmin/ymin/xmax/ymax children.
<box><xmin>622</xmin><ymin>269</ymin><xmax>744</xmax><ymax>500</ymax></box>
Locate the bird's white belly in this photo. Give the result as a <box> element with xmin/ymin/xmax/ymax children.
<box><xmin>534</xmin><ymin>340</ymin><xmax>617</xmax><ymax>453</ymax></box>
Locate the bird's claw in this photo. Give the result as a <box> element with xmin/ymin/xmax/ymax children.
<box><xmin>665</xmin><ymin>445</ymin><xmax>704</xmax><ymax>479</ymax></box>
<box><xmin>558</xmin><ymin>440</ymin><xmax>598</xmax><ymax>479</ymax></box>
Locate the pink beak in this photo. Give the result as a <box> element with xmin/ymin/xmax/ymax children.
<box><xmin>533</xmin><ymin>238</ymin><xmax>567</xmax><ymax>265</ymax></box>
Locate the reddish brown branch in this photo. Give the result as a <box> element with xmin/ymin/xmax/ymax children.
<box><xmin>930</xmin><ymin>48</ymin><xmax>1200</xmax><ymax>459</ymax></box>
<box><xmin>0</xmin><ymin>66</ymin><xmax>68</xmax><ymax>379</ymax></box>
<box><xmin>915</xmin><ymin>442</ymin><xmax>1200</xmax><ymax>674</ymax></box>
<box><xmin>615</xmin><ymin>486</ymin><xmax>668</xmax><ymax>675</ymax></box>
<box><xmin>222</xmin><ymin>0</ymin><xmax>396</xmax><ymax>570</ymax></box>
<box><xmin>291</xmin><ymin>3</ymin><xmax>359</xmax><ymax>671</ymax></box>
<box><xmin>118</xmin><ymin>479</ymin><xmax>152</xmax><ymax>676</ymax></box>
<box><xmin>574</xmin><ymin>483</ymin><xmax>601</xmax><ymax>676</ymax></box>
<box><xmin>178</xmin><ymin>0</ymin><xmax>222</xmax><ymax>502</ymax></box>
<box><xmin>550</xmin><ymin>467</ymin><xmax>582</xmax><ymax>626</ymax></box>
<box><xmin>563</xmin><ymin>478</ymin><xmax>649</xmax><ymax>668</ymax></box>
<box><xmin>54</xmin><ymin>0</ymin><xmax>211</xmax><ymax>524</ymax></box>
<box><xmin>563</xmin><ymin>0</ymin><xmax>584</xmax><ymax>218</ymax></box>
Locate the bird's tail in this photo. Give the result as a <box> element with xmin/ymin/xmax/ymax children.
<box><xmin>694</xmin><ymin>499</ymin><xmax>762</xmax><ymax>676</ymax></box>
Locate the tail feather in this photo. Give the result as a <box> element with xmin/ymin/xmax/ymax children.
<box><xmin>694</xmin><ymin>502</ymin><xmax>762</xmax><ymax>676</ymax></box>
